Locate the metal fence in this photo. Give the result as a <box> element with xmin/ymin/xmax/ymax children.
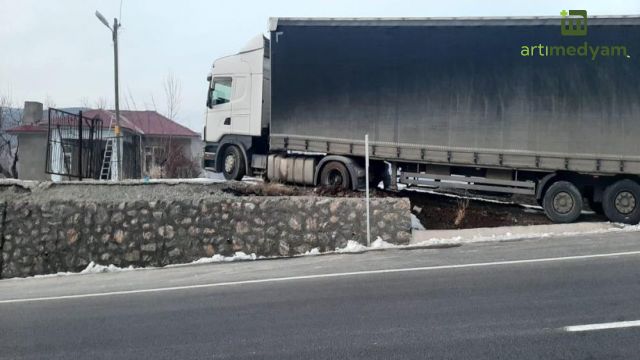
<box><xmin>45</xmin><ymin>108</ymin><xmax>103</xmax><ymax>180</ymax></box>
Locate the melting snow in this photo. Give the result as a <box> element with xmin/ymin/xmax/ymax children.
<box><xmin>191</xmin><ymin>251</ymin><xmax>258</xmax><ymax>264</ymax></box>
<box><xmin>304</xmin><ymin>247</ymin><xmax>321</xmax><ymax>256</ymax></box>
<box><xmin>335</xmin><ymin>240</ymin><xmax>369</xmax><ymax>253</ymax></box>
<box><xmin>411</xmin><ymin>214</ymin><xmax>426</xmax><ymax>230</ymax></box>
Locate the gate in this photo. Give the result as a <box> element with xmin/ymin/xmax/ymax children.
<box><xmin>45</xmin><ymin>108</ymin><xmax>103</xmax><ymax>180</ymax></box>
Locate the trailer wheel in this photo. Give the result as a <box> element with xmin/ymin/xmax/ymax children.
<box><xmin>320</xmin><ymin>161</ymin><xmax>351</xmax><ymax>190</ymax></box>
<box><xmin>542</xmin><ymin>181</ymin><xmax>583</xmax><ymax>223</ymax></box>
<box><xmin>222</xmin><ymin>145</ymin><xmax>246</xmax><ymax>181</ymax></box>
<box><xmin>602</xmin><ymin>179</ymin><xmax>640</xmax><ymax>224</ymax></box>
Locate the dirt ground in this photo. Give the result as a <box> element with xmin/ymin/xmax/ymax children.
<box><xmin>225</xmin><ymin>181</ymin><xmax>607</xmax><ymax>230</ymax></box>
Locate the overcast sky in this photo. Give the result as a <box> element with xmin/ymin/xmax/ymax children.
<box><xmin>1</xmin><ymin>0</ymin><xmax>638</xmax><ymax>132</ymax></box>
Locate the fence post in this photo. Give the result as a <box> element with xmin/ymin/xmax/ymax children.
<box><xmin>78</xmin><ymin>111</ymin><xmax>83</xmax><ymax>181</ymax></box>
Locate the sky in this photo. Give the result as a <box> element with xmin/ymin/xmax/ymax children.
<box><xmin>1</xmin><ymin>0</ymin><xmax>639</xmax><ymax>132</ymax></box>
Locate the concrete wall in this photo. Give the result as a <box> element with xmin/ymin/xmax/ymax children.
<box><xmin>16</xmin><ymin>133</ymin><xmax>48</xmax><ymax>181</ymax></box>
<box><xmin>0</xmin><ymin>181</ymin><xmax>411</xmax><ymax>279</ymax></box>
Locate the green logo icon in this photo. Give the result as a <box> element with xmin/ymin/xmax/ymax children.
<box><xmin>561</xmin><ymin>10</ymin><xmax>588</xmax><ymax>36</ymax></box>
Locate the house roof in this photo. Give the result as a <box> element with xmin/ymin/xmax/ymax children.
<box><xmin>5</xmin><ymin>124</ymin><xmax>47</xmax><ymax>134</ymax></box>
<box><xmin>123</xmin><ymin>110</ymin><xmax>200</xmax><ymax>138</ymax></box>
<box><xmin>83</xmin><ymin>110</ymin><xmax>200</xmax><ymax>138</ymax></box>
<box><xmin>7</xmin><ymin>109</ymin><xmax>200</xmax><ymax>138</ymax></box>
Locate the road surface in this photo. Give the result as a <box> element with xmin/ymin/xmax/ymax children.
<box><xmin>1</xmin><ymin>231</ymin><xmax>640</xmax><ymax>359</ymax></box>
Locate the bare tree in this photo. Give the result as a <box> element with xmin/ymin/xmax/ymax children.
<box><xmin>0</xmin><ymin>94</ymin><xmax>20</xmax><ymax>178</ymax></box>
<box><xmin>79</xmin><ymin>96</ymin><xmax>91</xmax><ymax>108</ymax></box>
<box><xmin>163</xmin><ymin>72</ymin><xmax>182</xmax><ymax>121</ymax></box>
<box><xmin>94</xmin><ymin>97</ymin><xmax>108</xmax><ymax>110</ymax></box>
<box><xmin>123</xmin><ymin>87</ymin><xmax>139</xmax><ymax>111</ymax></box>
<box><xmin>44</xmin><ymin>95</ymin><xmax>56</xmax><ymax>109</ymax></box>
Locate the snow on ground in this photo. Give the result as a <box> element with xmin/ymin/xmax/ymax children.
<box><xmin>190</xmin><ymin>251</ymin><xmax>257</xmax><ymax>264</ymax></box>
<box><xmin>411</xmin><ymin>214</ymin><xmax>426</xmax><ymax>230</ymax></box>
<box><xmin>24</xmin><ymin>261</ymin><xmax>136</xmax><ymax>279</ymax></box>
<box><xmin>203</xmin><ymin>170</ymin><xmax>263</xmax><ymax>184</ymax></box>
<box><xmin>11</xmin><ymin>223</ymin><xmax>640</xmax><ymax>280</ymax></box>
<box><xmin>369</xmin><ymin>237</ymin><xmax>396</xmax><ymax>249</ymax></box>
<box><xmin>146</xmin><ymin>178</ymin><xmax>225</xmax><ymax>184</ymax></box>
<box><xmin>335</xmin><ymin>237</ymin><xmax>396</xmax><ymax>253</ymax></box>
<box><xmin>80</xmin><ymin>261</ymin><xmax>135</xmax><ymax>274</ymax></box>
<box><xmin>304</xmin><ymin>247</ymin><xmax>321</xmax><ymax>256</ymax></box>
<box><xmin>335</xmin><ymin>240</ymin><xmax>369</xmax><ymax>253</ymax></box>
<box><xmin>412</xmin><ymin>223</ymin><xmax>640</xmax><ymax>247</ymax></box>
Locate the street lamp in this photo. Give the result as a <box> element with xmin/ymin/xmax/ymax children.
<box><xmin>95</xmin><ymin>10</ymin><xmax>122</xmax><ymax>181</ymax></box>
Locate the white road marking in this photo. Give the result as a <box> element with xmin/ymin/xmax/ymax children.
<box><xmin>563</xmin><ymin>320</ymin><xmax>640</xmax><ymax>332</ymax></box>
<box><xmin>1</xmin><ymin>250</ymin><xmax>640</xmax><ymax>305</ymax></box>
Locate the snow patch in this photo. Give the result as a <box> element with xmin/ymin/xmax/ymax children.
<box><xmin>335</xmin><ymin>240</ymin><xmax>369</xmax><ymax>253</ymax></box>
<box><xmin>191</xmin><ymin>251</ymin><xmax>257</xmax><ymax>264</ymax></box>
<box><xmin>411</xmin><ymin>214</ymin><xmax>426</xmax><ymax>230</ymax></box>
<box><xmin>413</xmin><ymin>223</ymin><xmax>640</xmax><ymax>247</ymax></box>
<box><xmin>304</xmin><ymin>247</ymin><xmax>321</xmax><ymax>256</ymax></box>
<box><xmin>23</xmin><ymin>261</ymin><xmax>135</xmax><ymax>279</ymax></box>
<box><xmin>80</xmin><ymin>261</ymin><xmax>134</xmax><ymax>274</ymax></box>
<box><xmin>370</xmin><ymin>237</ymin><xmax>396</xmax><ymax>249</ymax></box>
<box><xmin>333</xmin><ymin>237</ymin><xmax>398</xmax><ymax>254</ymax></box>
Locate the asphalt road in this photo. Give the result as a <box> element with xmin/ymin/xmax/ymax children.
<box><xmin>1</xmin><ymin>231</ymin><xmax>640</xmax><ymax>359</ymax></box>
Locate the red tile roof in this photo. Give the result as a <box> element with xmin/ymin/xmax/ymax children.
<box><xmin>5</xmin><ymin>124</ymin><xmax>47</xmax><ymax>133</ymax></box>
<box><xmin>83</xmin><ymin>110</ymin><xmax>200</xmax><ymax>138</ymax></box>
<box><xmin>7</xmin><ymin>110</ymin><xmax>200</xmax><ymax>138</ymax></box>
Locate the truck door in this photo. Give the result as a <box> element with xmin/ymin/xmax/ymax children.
<box><xmin>230</xmin><ymin>75</ymin><xmax>252</xmax><ymax>136</ymax></box>
<box><xmin>205</xmin><ymin>77</ymin><xmax>233</xmax><ymax>142</ymax></box>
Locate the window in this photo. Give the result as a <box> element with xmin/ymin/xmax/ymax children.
<box><xmin>144</xmin><ymin>147</ymin><xmax>153</xmax><ymax>173</ymax></box>
<box><xmin>208</xmin><ymin>77</ymin><xmax>232</xmax><ymax>108</ymax></box>
<box><xmin>144</xmin><ymin>146</ymin><xmax>166</xmax><ymax>173</ymax></box>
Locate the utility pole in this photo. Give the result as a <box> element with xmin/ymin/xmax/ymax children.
<box><xmin>96</xmin><ymin>11</ymin><xmax>122</xmax><ymax>180</ymax></box>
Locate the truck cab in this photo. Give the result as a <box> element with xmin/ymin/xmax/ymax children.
<box><xmin>203</xmin><ymin>35</ymin><xmax>270</xmax><ymax>179</ymax></box>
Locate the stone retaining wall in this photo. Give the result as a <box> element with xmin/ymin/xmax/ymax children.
<box><xmin>0</xmin><ymin>181</ymin><xmax>411</xmax><ymax>279</ymax></box>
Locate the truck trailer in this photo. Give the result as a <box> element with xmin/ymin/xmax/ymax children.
<box><xmin>203</xmin><ymin>16</ymin><xmax>640</xmax><ymax>224</ymax></box>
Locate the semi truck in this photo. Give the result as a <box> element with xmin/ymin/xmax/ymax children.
<box><xmin>203</xmin><ymin>16</ymin><xmax>640</xmax><ymax>224</ymax></box>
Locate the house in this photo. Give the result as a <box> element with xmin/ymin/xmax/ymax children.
<box><xmin>6</xmin><ymin>101</ymin><xmax>202</xmax><ymax>181</ymax></box>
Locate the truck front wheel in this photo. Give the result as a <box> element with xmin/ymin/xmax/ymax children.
<box><xmin>222</xmin><ymin>145</ymin><xmax>246</xmax><ymax>181</ymax></box>
<box><xmin>320</xmin><ymin>161</ymin><xmax>351</xmax><ymax>190</ymax></box>
<box><xmin>602</xmin><ymin>179</ymin><xmax>640</xmax><ymax>224</ymax></box>
<box><xmin>542</xmin><ymin>181</ymin><xmax>583</xmax><ymax>223</ymax></box>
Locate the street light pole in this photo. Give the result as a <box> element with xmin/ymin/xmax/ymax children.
<box><xmin>112</xmin><ymin>17</ymin><xmax>122</xmax><ymax>181</ymax></box>
<box><xmin>95</xmin><ymin>11</ymin><xmax>122</xmax><ymax>180</ymax></box>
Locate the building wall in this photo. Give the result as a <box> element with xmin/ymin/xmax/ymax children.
<box><xmin>140</xmin><ymin>136</ymin><xmax>199</xmax><ymax>176</ymax></box>
<box><xmin>16</xmin><ymin>133</ymin><xmax>48</xmax><ymax>180</ymax></box>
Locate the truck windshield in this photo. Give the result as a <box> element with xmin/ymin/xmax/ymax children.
<box><xmin>209</xmin><ymin>77</ymin><xmax>232</xmax><ymax>107</ymax></box>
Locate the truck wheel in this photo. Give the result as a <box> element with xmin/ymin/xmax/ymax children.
<box><xmin>222</xmin><ymin>145</ymin><xmax>245</xmax><ymax>181</ymax></box>
<box><xmin>602</xmin><ymin>179</ymin><xmax>640</xmax><ymax>224</ymax></box>
<box><xmin>320</xmin><ymin>161</ymin><xmax>351</xmax><ymax>189</ymax></box>
<box><xmin>542</xmin><ymin>181</ymin><xmax>583</xmax><ymax>223</ymax></box>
